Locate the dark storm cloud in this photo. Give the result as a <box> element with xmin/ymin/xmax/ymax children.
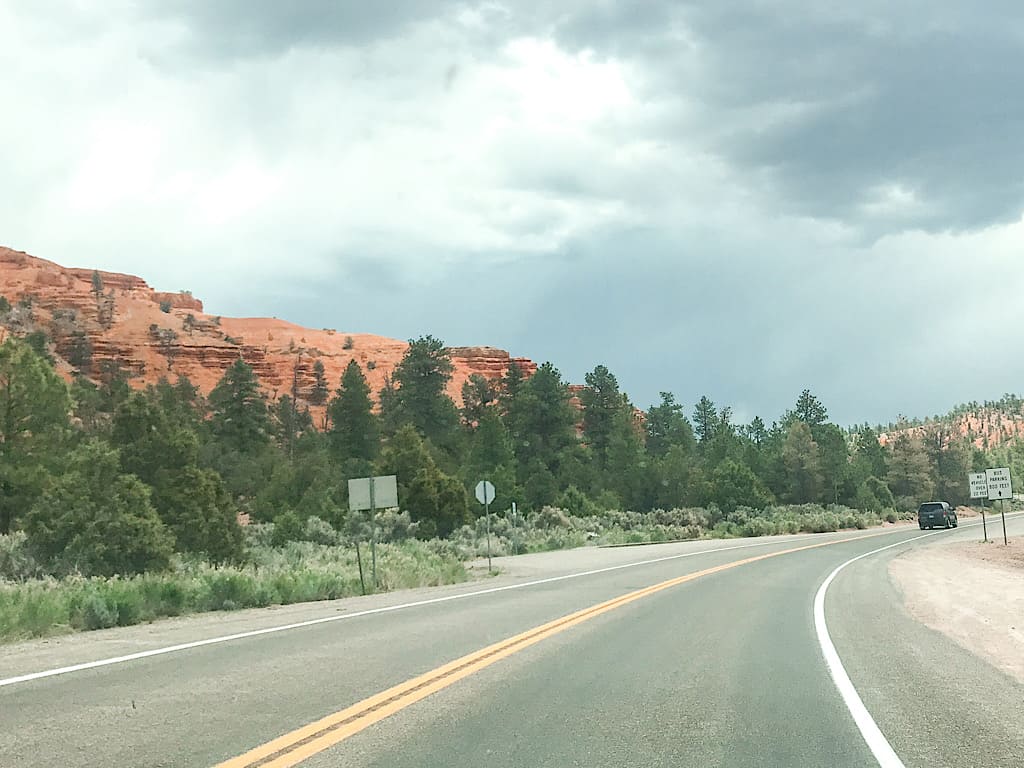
<box><xmin>681</xmin><ymin>4</ymin><xmax>1024</xmax><ymax>232</ymax></box>
<box><xmin>154</xmin><ymin>0</ymin><xmax>456</xmax><ymax>58</ymax></box>
<box><xmin>7</xmin><ymin>0</ymin><xmax>1024</xmax><ymax>428</ymax></box>
<box><xmin>149</xmin><ymin>0</ymin><xmax>1024</xmax><ymax>233</ymax></box>
<box><xmin>527</xmin><ymin>1</ymin><xmax>1024</xmax><ymax>234</ymax></box>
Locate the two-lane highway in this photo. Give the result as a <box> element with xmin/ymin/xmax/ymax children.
<box><xmin>2</xmin><ymin>519</ymin><xmax>1021</xmax><ymax>767</ymax></box>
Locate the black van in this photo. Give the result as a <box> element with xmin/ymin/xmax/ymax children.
<box><xmin>917</xmin><ymin>501</ymin><xmax>957</xmax><ymax>530</ymax></box>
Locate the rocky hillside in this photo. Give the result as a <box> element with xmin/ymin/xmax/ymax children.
<box><xmin>0</xmin><ymin>246</ymin><xmax>537</xmax><ymax>418</ymax></box>
<box><xmin>879</xmin><ymin>409</ymin><xmax>1024</xmax><ymax>451</ymax></box>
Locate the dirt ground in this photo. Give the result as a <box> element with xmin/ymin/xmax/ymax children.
<box><xmin>889</xmin><ymin>537</ymin><xmax>1024</xmax><ymax>684</ymax></box>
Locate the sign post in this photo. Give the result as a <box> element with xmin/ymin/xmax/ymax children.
<box><xmin>348</xmin><ymin>475</ymin><xmax>399</xmax><ymax>591</ymax></box>
<box><xmin>969</xmin><ymin>472</ymin><xmax>989</xmax><ymax>542</ymax></box>
<box><xmin>985</xmin><ymin>467</ymin><xmax>1012</xmax><ymax>545</ymax></box>
<box><xmin>510</xmin><ymin>501</ymin><xmax>518</xmax><ymax>556</ymax></box>
<box><xmin>475</xmin><ymin>480</ymin><xmax>496</xmax><ymax>573</ymax></box>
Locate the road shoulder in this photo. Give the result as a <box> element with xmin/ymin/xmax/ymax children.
<box><xmin>889</xmin><ymin>538</ymin><xmax>1024</xmax><ymax>683</ymax></box>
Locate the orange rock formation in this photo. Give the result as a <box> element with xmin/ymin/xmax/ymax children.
<box><xmin>0</xmin><ymin>246</ymin><xmax>538</xmax><ymax>422</ymax></box>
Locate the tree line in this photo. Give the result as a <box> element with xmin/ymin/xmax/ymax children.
<box><xmin>0</xmin><ymin>332</ymin><xmax>1003</xmax><ymax>577</ymax></box>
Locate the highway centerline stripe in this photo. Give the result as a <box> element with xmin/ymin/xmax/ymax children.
<box><xmin>215</xmin><ymin>531</ymin><xmax>896</xmax><ymax>768</ymax></box>
<box><xmin>0</xmin><ymin>531</ymin><xmax>863</xmax><ymax>689</ymax></box>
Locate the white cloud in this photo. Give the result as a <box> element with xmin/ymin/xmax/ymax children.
<box><xmin>1</xmin><ymin>2</ymin><xmax>1022</xmax><ymax>421</ymax></box>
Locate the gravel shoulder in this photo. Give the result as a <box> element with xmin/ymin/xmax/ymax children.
<box><xmin>889</xmin><ymin>536</ymin><xmax>1024</xmax><ymax>683</ymax></box>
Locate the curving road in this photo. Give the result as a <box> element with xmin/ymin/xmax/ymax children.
<box><xmin>1</xmin><ymin>517</ymin><xmax>1022</xmax><ymax>767</ymax></box>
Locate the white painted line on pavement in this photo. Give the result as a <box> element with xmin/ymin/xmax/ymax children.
<box><xmin>1</xmin><ymin>531</ymin><xmax>848</xmax><ymax>689</ymax></box>
<box><xmin>813</xmin><ymin>511</ymin><xmax>1023</xmax><ymax>768</ymax></box>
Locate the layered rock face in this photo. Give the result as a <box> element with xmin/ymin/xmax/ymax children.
<box><xmin>879</xmin><ymin>411</ymin><xmax>1024</xmax><ymax>451</ymax></box>
<box><xmin>0</xmin><ymin>246</ymin><xmax>538</xmax><ymax>419</ymax></box>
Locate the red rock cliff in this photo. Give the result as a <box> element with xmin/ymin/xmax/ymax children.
<box><xmin>0</xmin><ymin>246</ymin><xmax>537</xmax><ymax>421</ymax></box>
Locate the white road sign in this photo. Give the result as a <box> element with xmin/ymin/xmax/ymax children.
<box><xmin>348</xmin><ymin>475</ymin><xmax>399</xmax><ymax>511</ymax></box>
<box><xmin>968</xmin><ymin>472</ymin><xmax>989</xmax><ymax>500</ymax></box>
<box><xmin>985</xmin><ymin>467</ymin><xmax>1012</xmax><ymax>501</ymax></box>
<box><xmin>475</xmin><ymin>480</ymin><xmax>495</xmax><ymax>505</ymax></box>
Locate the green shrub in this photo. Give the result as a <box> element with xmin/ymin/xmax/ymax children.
<box><xmin>272</xmin><ymin>510</ymin><xmax>303</xmax><ymax>546</ymax></box>
<box><xmin>79</xmin><ymin>591</ymin><xmax>118</xmax><ymax>630</ymax></box>
<box><xmin>301</xmin><ymin>516</ymin><xmax>339</xmax><ymax>546</ymax></box>
<box><xmin>0</xmin><ymin>532</ymin><xmax>42</xmax><ymax>580</ymax></box>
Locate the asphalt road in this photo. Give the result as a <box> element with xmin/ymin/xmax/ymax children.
<box><xmin>2</xmin><ymin>518</ymin><xmax>1022</xmax><ymax>768</ymax></box>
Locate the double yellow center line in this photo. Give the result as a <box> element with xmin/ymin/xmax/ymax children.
<box><xmin>216</xmin><ymin>531</ymin><xmax>886</xmax><ymax>768</ymax></box>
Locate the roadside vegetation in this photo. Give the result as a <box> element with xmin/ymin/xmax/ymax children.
<box><xmin>0</xmin><ymin>321</ymin><xmax>1020</xmax><ymax>642</ymax></box>
<box><xmin>0</xmin><ymin>529</ymin><xmax>464</xmax><ymax>642</ymax></box>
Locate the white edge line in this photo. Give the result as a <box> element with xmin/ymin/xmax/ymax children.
<box><xmin>812</xmin><ymin>512</ymin><xmax>1023</xmax><ymax>768</ymax></box>
<box><xmin>7</xmin><ymin>515</ymin><xmax>1015</xmax><ymax>689</ymax></box>
<box><xmin>2</xmin><ymin>530</ymin><xmax>867</xmax><ymax>689</ymax></box>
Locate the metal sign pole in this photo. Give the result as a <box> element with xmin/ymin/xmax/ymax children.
<box><xmin>369</xmin><ymin>476</ymin><xmax>377</xmax><ymax>591</ymax></box>
<box><xmin>485</xmin><ymin>482</ymin><xmax>492</xmax><ymax>573</ymax></box>
<box><xmin>511</xmin><ymin>501</ymin><xmax>518</xmax><ymax>556</ymax></box>
<box><xmin>1001</xmin><ymin>497</ymin><xmax>1009</xmax><ymax>546</ymax></box>
<box><xmin>355</xmin><ymin>540</ymin><xmax>366</xmax><ymax>595</ymax></box>
<box><xmin>981</xmin><ymin>496</ymin><xmax>987</xmax><ymax>543</ymax></box>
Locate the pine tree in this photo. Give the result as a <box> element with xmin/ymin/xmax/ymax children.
<box><xmin>112</xmin><ymin>390</ymin><xmax>244</xmax><ymax>561</ymax></box>
<box><xmin>376</xmin><ymin>425</ymin><xmax>468</xmax><ymax>536</ymax></box>
<box><xmin>787</xmin><ymin>389</ymin><xmax>828</xmax><ymax>430</ymax></box>
<box><xmin>0</xmin><ymin>338</ymin><xmax>71</xmax><ymax>533</ymax></box>
<box><xmin>392</xmin><ymin>335</ymin><xmax>459</xmax><ymax>447</ymax></box>
<box><xmin>22</xmin><ymin>440</ymin><xmax>173</xmax><ymax>576</ymax></box>
<box><xmin>580</xmin><ymin>365</ymin><xmax>623</xmax><ymax>468</ymax></box>
<box><xmin>707</xmin><ymin>458</ymin><xmax>773</xmax><ymax>513</ymax></box>
<box><xmin>328</xmin><ymin>359</ymin><xmax>379</xmax><ymax>462</ymax></box>
<box><xmin>886</xmin><ymin>433</ymin><xmax>935</xmax><ymax>503</ymax></box>
<box><xmin>461</xmin><ymin>373</ymin><xmax>497</xmax><ymax>426</ymax></box>
<box><xmin>209</xmin><ymin>358</ymin><xmax>270</xmax><ymax>453</ymax></box>
<box><xmin>310</xmin><ymin>359</ymin><xmax>329</xmax><ymax>405</ymax></box>
<box><xmin>646</xmin><ymin>392</ymin><xmax>696</xmax><ymax>458</ymax></box>
<box><xmin>693</xmin><ymin>396</ymin><xmax>718</xmax><ymax>446</ymax></box>
<box><xmin>782</xmin><ymin>421</ymin><xmax>823</xmax><ymax>503</ymax></box>
<box><xmin>509</xmin><ymin>362</ymin><xmax>577</xmax><ymax>472</ymax></box>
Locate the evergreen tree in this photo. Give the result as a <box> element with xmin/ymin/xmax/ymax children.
<box><xmin>782</xmin><ymin>421</ymin><xmax>823</xmax><ymax>503</ymax></box>
<box><xmin>928</xmin><ymin>431</ymin><xmax>971</xmax><ymax>506</ymax></box>
<box><xmin>693</xmin><ymin>396</ymin><xmax>718</xmax><ymax>447</ymax></box>
<box><xmin>378</xmin><ymin>375</ymin><xmax>401</xmax><ymax>436</ymax></box>
<box><xmin>654</xmin><ymin>443</ymin><xmax>698</xmax><ymax>509</ymax></box>
<box><xmin>310</xmin><ymin>359</ymin><xmax>329</xmax><ymax>405</ymax></box>
<box><xmin>22</xmin><ymin>440</ymin><xmax>173</xmax><ymax>576</ymax></box>
<box><xmin>0</xmin><ymin>338</ymin><xmax>71</xmax><ymax>533</ymax></box>
<box><xmin>209</xmin><ymin>358</ymin><xmax>270</xmax><ymax>452</ymax></box>
<box><xmin>886</xmin><ymin>433</ymin><xmax>935</xmax><ymax>503</ymax></box>
<box><xmin>508</xmin><ymin>362</ymin><xmax>577</xmax><ymax>486</ymax></box>
<box><xmin>706</xmin><ymin>458</ymin><xmax>773</xmax><ymax>513</ymax></box>
<box><xmin>466</xmin><ymin>408</ymin><xmax>515</xmax><ymax>478</ymax></box>
<box><xmin>328</xmin><ymin>359</ymin><xmax>379</xmax><ymax>463</ymax></box>
<box><xmin>376</xmin><ymin>425</ymin><xmax>469</xmax><ymax>536</ymax></box>
<box><xmin>500</xmin><ymin>359</ymin><xmax>526</xmax><ymax>410</ymax></box>
<box><xmin>580</xmin><ymin>365</ymin><xmax>622</xmax><ymax>468</ymax></box>
<box><xmin>604</xmin><ymin>407</ymin><xmax>650</xmax><ymax>509</ymax></box>
<box><xmin>272</xmin><ymin>394</ymin><xmax>312</xmax><ymax>458</ymax></box>
<box><xmin>392</xmin><ymin>335</ymin><xmax>460</xmax><ymax>448</ymax></box>
<box><xmin>461</xmin><ymin>373</ymin><xmax>497</xmax><ymax>426</ymax></box>
<box><xmin>815</xmin><ymin>423</ymin><xmax>850</xmax><ymax>505</ymax></box>
<box><xmin>744</xmin><ymin>416</ymin><xmax>768</xmax><ymax>446</ymax></box>
<box><xmin>645</xmin><ymin>392</ymin><xmax>696</xmax><ymax>458</ymax></box>
<box><xmin>112</xmin><ymin>391</ymin><xmax>244</xmax><ymax>561</ymax></box>
<box><xmin>156</xmin><ymin>465</ymin><xmax>244</xmax><ymax>564</ymax></box>
<box><xmin>787</xmin><ymin>389</ymin><xmax>829</xmax><ymax>429</ymax></box>
<box><xmin>851</xmin><ymin>426</ymin><xmax>888</xmax><ymax>482</ymax></box>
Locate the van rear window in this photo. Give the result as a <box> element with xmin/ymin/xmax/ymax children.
<box><xmin>918</xmin><ymin>503</ymin><xmax>943</xmax><ymax>513</ymax></box>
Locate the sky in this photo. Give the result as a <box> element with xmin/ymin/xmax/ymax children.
<box><xmin>2</xmin><ymin>1</ymin><xmax>1023</xmax><ymax>426</ymax></box>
